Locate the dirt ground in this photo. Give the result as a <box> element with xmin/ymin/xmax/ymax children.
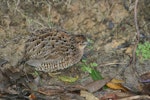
<box><xmin>0</xmin><ymin>0</ymin><xmax>150</xmax><ymax>100</ymax></box>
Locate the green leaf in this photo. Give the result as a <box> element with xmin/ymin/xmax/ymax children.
<box><xmin>91</xmin><ymin>62</ymin><xmax>98</xmax><ymax>67</ymax></box>
<box><xmin>32</xmin><ymin>71</ymin><xmax>39</xmax><ymax>76</ymax></box>
<box><xmin>90</xmin><ymin>69</ymin><xmax>103</xmax><ymax>81</ymax></box>
<box><xmin>87</xmin><ymin>46</ymin><xmax>94</xmax><ymax>49</ymax></box>
<box><xmin>138</xmin><ymin>44</ymin><xmax>142</xmax><ymax>49</ymax></box>
<box><xmin>82</xmin><ymin>59</ymin><xmax>87</xmax><ymax>63</ymax></box>
<box><xmin>87</xmin><ymin>38</ymin><xmax>94</xmax><ymax>44</ymax></box>
<box><xmin>136</xmin><ymin>41</ymin><xmax>150</xmax><ymax>60</ymax></box>
<box><xmin>58</xmin><ymin>75</ymin><xmax>78</xmax><ymax>83</ymax></box>
<box><xmin>81</xmin><ymin>66</ymin><xmax>92</xmax><ymax>73</ymax></box>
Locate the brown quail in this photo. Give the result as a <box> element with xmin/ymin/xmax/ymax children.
<box><xmin>24</xmin><ymin>28</ymin><xmax>87</xmax><ymax>72</ymax></box>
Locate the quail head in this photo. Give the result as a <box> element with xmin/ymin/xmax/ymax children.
<box><xmin>24</xmin><ymin>28</ymin><xmax>87</xmax><ymax>72</ymax></box>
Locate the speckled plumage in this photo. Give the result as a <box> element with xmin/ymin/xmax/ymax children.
<box><xmin>24</xmin><ymin>28</ymin><xmax>87</xmax><ymax>72</ymax></box>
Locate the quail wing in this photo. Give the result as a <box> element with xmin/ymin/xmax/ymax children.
<box><xmin>25</xmin><ymin>29</ymin><xmax>76</xmax><ymax>72</ymax></box>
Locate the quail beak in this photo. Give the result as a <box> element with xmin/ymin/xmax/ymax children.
<box><xmin>82</xmin><ymin>42</ymin><xmax>88</xmax><ymax>48</ymax></box>
<box><xmin>83</xmin><ymin>42</ymin><xmax>88</xmax><ymax>46</ymax></box>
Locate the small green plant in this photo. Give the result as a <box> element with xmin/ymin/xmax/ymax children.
<box><xmin>136</xmin><ymin>41</ymin><xmax>150</xmax><ymax>60</ymax></box>
<box><xmin>87</xmin><ymin>38</ymin><xmax>94</xmax><ymax>49</ymax></box>
<box><xmin>81</xmin><ymin>59</ymin><xmax>103</xmax><ymax>81</ymax></box>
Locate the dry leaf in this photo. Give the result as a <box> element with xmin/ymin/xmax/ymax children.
<box><xmin>100</xmin><ymin>93</ymin><xmax>118</xmax><ymax>100</ymax></box>
<box><xmin>125</xmin><ymin>46</ymin><xmax>133</xmax><ymax>57</ymax></box>
<box><xmin>85</xmin><ymin>78</ymin><xmax>111</xmax><ymax>92</ymax></box>
<box><xmin>29</xmin><ymin>93</ymin><xmax>36</xmax><ymax>100</ymax></box>
<box><xmin>140</xmin><ymin>72</ymin><xmax>150</xmax><ymax>83</ymax></box>
<box><xmin>106</xmin><ymin>79</ymin><xmax>127</xmax><ymax>92</ymax></box>
<box><xmin>118</xmin><ymin>95</ymin><xmax>150</xmax><ymax>100</ymax></box>
<box><xmin>111</xmin><ymin>79</ymin><xmax>124</xmax><ymax>83</ymax></box>
<box><xmin>80</xmin><ymin>90</ymin><xmax>99</xmax><ymax>100</ymax></box>
<box><xmin>106</xmin><ymin>82</ymin><xmax>127</xmax><ymax>91</ymax></box>
<box><xmin>38</xmin><ymin>86</ymin><xmax>64</xmax><ymax>96</ymax></box>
